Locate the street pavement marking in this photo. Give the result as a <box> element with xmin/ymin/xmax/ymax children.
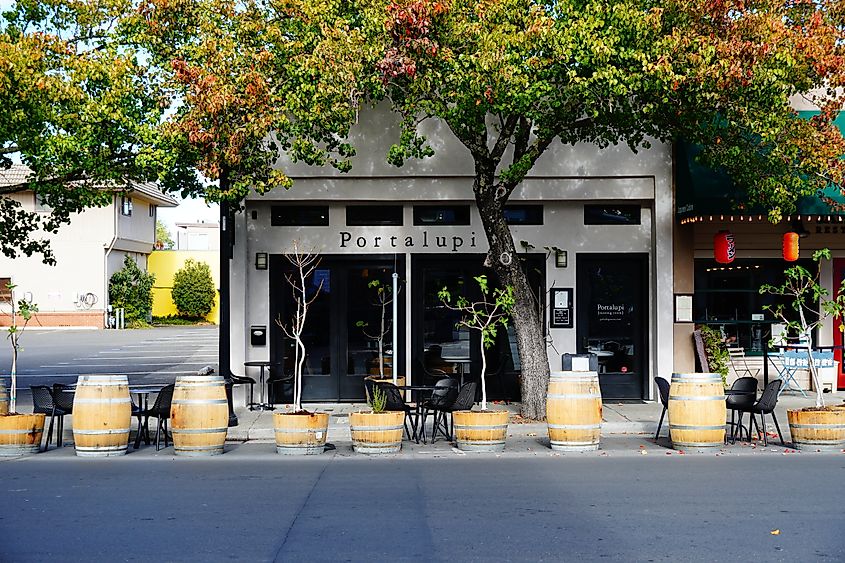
<box><xmin>14</xmin><ymin>370</ymin><xmax>218</xmax><ymax>377</ymax></box>
<box><xmin>41</xmin><ymin>362</ymin><xmax>214</xmax><ymax>368</ymax></box>
<box><xmin>92</xmin><ymin>354</ymin><xmax>217</xmax><ymax>359</ymax></box>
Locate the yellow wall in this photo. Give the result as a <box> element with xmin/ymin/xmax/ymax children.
<box><xmin>149</xmin><ymin>250</ymin><xmax>220</xmax><ymax>323</ymax></box>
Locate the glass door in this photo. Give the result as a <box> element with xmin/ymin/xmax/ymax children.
<box><xmin>270</xmin><ymin>256</ymin><xmax>403</xmax><ymax>402</ymax></box>
<box><xmin>576</xmin><ymin>254</ymin><xmax>647</xmax><ymax>400</ymax></box>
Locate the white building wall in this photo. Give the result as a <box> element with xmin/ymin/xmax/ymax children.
<box><xmin>231</xmin><ymin>109</ymin><xmax>674</xmax><ymax>399</ymax></box>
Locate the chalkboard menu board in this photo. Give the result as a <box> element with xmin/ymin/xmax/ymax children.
<box><xmin>550</xmin><ymin>288</ymin><xmax>573</xmax><ymax>329</ymax></box>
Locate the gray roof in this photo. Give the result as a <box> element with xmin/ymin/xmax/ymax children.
<box><xmin>0</xmin><ymin>164</ymin><xmax>178</xmax><ymax>207</ymax></box>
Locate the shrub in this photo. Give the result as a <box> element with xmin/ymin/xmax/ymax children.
<box><xmin>171</xmin><ymin>259</ymin><xmax>216</xmax><ymax>318</ymax></box>
<box><xmin>109</xmin><ymin>255</ymin><xmax>155</xmax><ymax>324</ymax></box>
<box><xmin>698</xmin><ymin>325</ymin><xmax>729</xmax><ymax>387</ymax></box>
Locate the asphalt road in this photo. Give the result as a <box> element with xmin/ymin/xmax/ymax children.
<box><xmin>0</xmin><ymin>326</ymin><xmax>219</xmax><ymax>386</ymax></box>
<box><xmin>1</xmin><ymin>447</ymin><xmax>844</xmax><ymax>562</ymax></box>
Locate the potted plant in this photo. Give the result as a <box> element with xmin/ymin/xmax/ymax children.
<box><xmin>349</xmin><ymin>385</ymin><xmax>404</xmax><ymax>454</ymax></box>
<box><xmin>0</xmin><ymin>283</ymin><xmax>45</xmax><ymax>456</ymax></box>
<box><xmin>438</xmin><ymin>275</ymin><xmax>514</xmax><ymax>452</ymax></box>
<box><xmin>760</xmin><ymin>249</ymin><xmax>845</xmax><ymax>450</ymax></box>
<box><xmin>272</xmin><ymin>242</ymin><xmax>330</xmax><ymax>455</ymax></box>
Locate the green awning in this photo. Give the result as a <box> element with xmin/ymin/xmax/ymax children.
<box><xmin>675</xmin><ymin>111</ymin><xmax>845</xmax><ymax>220</ymax></box>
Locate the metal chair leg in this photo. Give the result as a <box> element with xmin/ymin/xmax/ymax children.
<box><xmin>655</xmin><ymin>406</ymin><xmax>666</xmax><ymax>440</ymax></box>
<box><xmin>44</xmin><ymin>411</ymin><xmax>56</xmax><ymax>452</ymax></box>
<box><xmin>771</xmin><ymin>411</ymin><xmax>785</xmax><ymax>446</ymax></box>
<box><xmin>164</xmin><ymin>419</ymin><xmax>169</xmax><ymax>448</ymax></box>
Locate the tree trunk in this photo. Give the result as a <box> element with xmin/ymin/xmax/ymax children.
<box><xmin>473</xmin><ymin>171</ymin><xmax>550</xmax><ymax>420</ymax></box>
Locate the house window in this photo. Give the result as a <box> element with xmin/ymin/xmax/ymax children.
<box><xmin>271</xmin><ymin>205</ymin><xmax>329</xmax><ymax>226</ymax></box>
<box><xmin>34</xmin><ymin>194</ymin><xmax>51</xmax><ymax>213</ymax></box>
<box><xmin>0</xmin><ymin>278</ymin><xmax>10</xmax><ymax>302</ymax></box>
<box><xmin>346</xmin><ymin>205</ymin><xmax>403</xmax><ymax>226</ymax></box>
<box><xmin>504</xmin><ymin>205</ymin><xmax>544</xmax><ymax>225</ymax></box>
<box><xmin>413</xmin><ymin>205</ymin><xmax>471</xmax><ymax>226</ymax></box>
<box><xmin>584</xmin><ymin>205</ymin><xmax>641</xmax><ymax>225</ymax></box>
<box><xmin>149</xmin><ymin>204</ymin><xmax>156</xmax><ymax>218</ymax></box>
<box><xmin>121</xmin><ymin>196</ymin><xmax>133</xmax><ymax>216</ymax></box>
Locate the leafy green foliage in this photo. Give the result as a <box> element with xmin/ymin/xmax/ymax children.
<box><xmin>155</xmin><ymin>221</ymin><xmax>174</xmax><ymax>250</ymax></box>
<box><xmin>697</xmin><ymin>325</ymin><xmax>729</xmax><ymax>387</ymax></box>
<box><xmin>760</xmin><ymin>249</ymin><xmax>845</xmax><ymax>407</ymax></box>
<box><xmin>109</xmin><ymin>255</ymin><xmax>155</xmax><ymax>324</ymax></box>
<box><xmin>171</xmin><ymin>259</ymin><xmax>216</xmax><ymax>318</ymax></box>
<box><xmin>368</xmin><ymin>384</ymin><xmax>388</xmax><ymax>414</ymax></box>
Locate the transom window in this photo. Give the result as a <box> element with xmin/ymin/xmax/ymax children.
<box><xmin>271</xmin><ymin>205</ymin><xmax>329</xmax><ymax>226</ymax></box>
<box><xmin>346</xmin><ymin>205</ymin><xmax>403</xmax><ymax>226</ymax></box>
<box><xmin>413</xmin><ymin>205</ymin><xmax>471</xmax><ymax>226</ymax></box>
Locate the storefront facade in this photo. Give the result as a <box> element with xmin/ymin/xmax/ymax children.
<box><xmin>227</xmin><ymin>111</ymin><xmax>675</xmax><ymax>404</ymax></box>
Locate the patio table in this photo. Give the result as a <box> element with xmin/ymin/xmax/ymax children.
<box><xmin>396</xmin><ymin>385</ymin><xmax>436</xmax><ymax>444</ymax></box>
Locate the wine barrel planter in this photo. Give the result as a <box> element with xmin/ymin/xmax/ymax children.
<box><xmin>0</xmin><ymin>413</ymin><xmax>45</xmax><ymax>456</ymax></box>
<box><xmin>72</xmin><ymin>375</ymin><xmax>131</xmax><ymax>457</ymax></box>
<box><xmin>171</xmin><ymin>375</ymin><xmax>229</xmax><ymax>456</ymax></box>
<box><xmin>349</xmin><ymin>411</ymin><xmax>404</xmax><ymax>454</ymax></box>
<box><xmin>0</xmin><ymin>380</ymin><xmax>8</xmax><ymax>415</ymax></box>
<box><xmin>453</xmin><ymin>410</ymin><xmax>509</xmax><ymax>452</ymax></box>
<box><xmin>546</xmin><ymin>370</ymin><xmax>602</xmax><ymax>451</ymax></box>
<box><xmin>668</xmin><ymin>373</ymin><xmax>726</xmax><ymax>449</ymax></box>
<box><xmin>273</xmin><ymin>412</ymin><xmax>329</xmax><ymax>455</ymax></box>
<box><xmin>787</xmin><ymin>408</ymin><xmax>845</xmax><ymax>450</ymax></box>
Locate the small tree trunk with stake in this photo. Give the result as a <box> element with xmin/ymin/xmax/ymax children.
<box><xmin>276</xmin><ymin>242</ymin><xmax>323</xmax><ymax>412</ymax></box>
<box><xmin>5</xmin><ymin>283</ymin><xmax>38</xmax><ymax>414</ymax></box>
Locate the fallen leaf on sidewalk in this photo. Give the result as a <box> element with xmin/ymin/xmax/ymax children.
<box><xmin>640</xmin><ymin>450</ymin><xmax>648</xmax><ymax>455</ymax></box>
<box><xmin>770</xmin><ymin>529</ymin><xmax>780</xmax><ymax>536</ymax></box>
<box><xmin>527</xmin><ymin>432</ymin><xmax>537</xmax><ymax>437</ymax></box>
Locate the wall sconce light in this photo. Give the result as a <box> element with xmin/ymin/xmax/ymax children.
<box><xmin>555</xmin><ymin>250</ymin><xmax>568</xmax><ymax>268</ymax></box>
<box><xmin>255</xmin><ymin>252</ymin><xmax>268</xmax><ymax>270</ymax></box>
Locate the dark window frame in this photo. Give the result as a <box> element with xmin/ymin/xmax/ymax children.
<box><xmin>346</xmin><ymin>205</ymin><xmax>404</xmax><ymax>226</ymax></box>
<box><xmin>412</xmin><ymin>205</ymin><xmax>471</xmax><ymax>226</ymax></box>
<box><xmin>584</xmin><ymin>204</ymin><xmax>641</xmax><ymax>225</ymax></box>
<box><xmin>271</xmin><ymin>205</ymin><xmax>330</xmax><ymax>227</ymax></box>
<box><xmin>504</xmin><ymin>205</ymin><xmax>544</xmax><ymax>225</ymax></box>
<box><xmin>121</xmin><ymin>196</ymin><xmax>133</xmax><ymax>217</ymax></box>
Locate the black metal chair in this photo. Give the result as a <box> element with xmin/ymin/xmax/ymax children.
<box><xmin>725</xmin><ymin>376</ymin><xmax>758</xmax><ymax>443</ymax></box>
<box><xmin>30</xmin><ymin>385</ymin><xmax>71</xmax><ymax>451</ymax></box>
<box><xmin>653</xmin><ymin>377</ymin><xmax>670</xmax><ymax>440</ymax></box>
<box><xmin>376</xmin><ymin>382</ymin><xmax>418</xmax><ymax>441</ymax></box>
<box><xmin>415</xmin><ymin>357</ymin><xmax>454</xmax><ymax>386</ymax></box>
<box><xmin>441</xmin><ymin>382</ymin><xmax>477</xmax><ymax>441</ymax></box>
<box><xmin>231</xmin><ymin>373</ymin><xmax>257</xmax><ymax>410</ymax></box>
<box><xmin>135</xmin><ymin>384</ymin><xmax>175</xmax><ymax>451</ymax></box>
<box><xmin>421</xmin><ymin>378</ymin><xmax>459</xmax><ymax>443</ymax></box>
<box><xmin>738</xmin><ymin>379</ymin><xmax>784</xmax><ymax>446</ymax></box>
<box><xmin>50</xmin><ymin>384</ymin><xmax>74</xmax><ymax>448</ymax></box>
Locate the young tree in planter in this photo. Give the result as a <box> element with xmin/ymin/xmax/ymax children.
<box><xmin>356</xmin><ymin>279</ymin><xmax>397</xmax><ymax>379</ymax></box>
<box><xmin>760</xmin><ymin>249</ymin><xmax>845</xmax><ymax>409</ymax></box>
<box><xmin>3</xmin><ymin>283</ymin><xmax>38</xmax><ymax>413</ymax></box>
<box><xmin>172</xmin><ymin>259</ymin><xmax>216</xmax><ymax>319</ymax></box>
<box><xmin>275</xmin><ymin>242</ymin><xmax>324</xmax><ymax>411</ymax></box>
<box><xmin>439</xmin><ymin>275</ymin><xmax>514</xmax><ymax>411</ymax></box>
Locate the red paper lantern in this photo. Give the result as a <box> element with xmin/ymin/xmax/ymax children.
<box><xmin>714</xmin><ymin>230</ymin><xmax>736</xmax><ymax>264</ymax></box>
<box><xmin>783</xmin><ymin>232</ymin><xmax>799</xmax><ymax>262</ymax></box>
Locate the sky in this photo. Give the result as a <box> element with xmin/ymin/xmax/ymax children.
<box><xmin>158</xmin><ymin>195</ymin><xmax>219</xmax><ymax>234</ymax></box>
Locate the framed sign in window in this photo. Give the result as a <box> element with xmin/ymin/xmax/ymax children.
<box><xmin>550</xmin><ymin>288</ymin><xmax>573</xmax><ymax>329</ymax></box>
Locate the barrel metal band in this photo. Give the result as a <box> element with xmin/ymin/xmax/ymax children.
<box><xmin>275</xmin><ymin>427</ymin><xmax>328</xmax><ymax>434</ymax></box>
<box><xmin>547</xmin><ymin>393</ymin><xmax>601</xmax><ymax>400</ymax></box>
<box><xmin>547</xmin><ymin>423</ymin><xmax>601</xmax><ymax>429</ymax></box>
<box><xmin>75</xmin><ymin>445</ymin><xmax>127</xmax><ymax>451</ymax></box>
<box><xmin>454</xmin><ymin>424</ymin><xmax>507</xmax><ymax>431</ymax></box>
<box><xmin>74</xmin><ymin>428</ymin><xmax>131</xmax><ymax>435</ymax></box>
<box><xmin>669</xmin><ymin>396</ymin><xmax>724</xmax><ymax>401</ymax></box>
<box><xmin>458</xmin><ymin>439</ymin><xmax>506</xmax><ymax>445</ymax></box>
<box><xmin>175</xmin><ymin>445</ymin><xmax>224</xmax><ymax>450</ymax></box>
<box><xmin>669</xmin><ymin>423</ymin><xmax>724</xmax><ymax>430</ymax></box>
<box><xmin>171</xmin><ymin>399</ymin><xmax>228</xmax><ymax>405</ymax></box>
<box><xmin>171</xmin><ymin>427</ymin><xmax>228</xmax><ymax>434</ymax></box>
<box><xmin>73</xmin><ymin>398</ymin><xmax>131</xmax><ymax>404</ymax></box>
<box><xmin>790</xmin><ymin>423</ymin><xmax>845</xmax><ymax>429</ymax></box>
<box><xmin>350</xmin><ymin>424</ymin><xmax>403</xmax><ymax>431</ymax></box>
<box><xmin>0</xmin><ymin>429</ymin><xmax>42</xmax><ymax>435</ymax></box>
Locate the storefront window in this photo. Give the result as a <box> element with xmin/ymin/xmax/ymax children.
<box><xmin>693</xmin><ymin>258</ymin><xmax>816</xmax><ymax>353</ymax></box>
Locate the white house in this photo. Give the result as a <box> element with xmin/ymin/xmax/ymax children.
<box><xmin>0</xmin><ymin>164</ymin><xmax>178</xmax><ymax>328</ymax></box>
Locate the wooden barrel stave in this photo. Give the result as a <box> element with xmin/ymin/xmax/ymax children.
<box><xmin>273</xmin><ymin>412</ymin><xmax>329</xmax><ymax>455</ymax></box>
<box><xmin>546</xmin><ymin>371</ymin><xmax>602</xmax><ymax>451</ymax></box>
<box><xmin>0</xmin><ymin>380</ymin><xmax>9</xmax><ymax>415</ymax></box>
<box><xmin>349</xmin><ymin>411</ymin><xmax>403</xmax><ymax>454</ymax></box>
<box><xmin>0</xmin><ymin>413</ymin><xmax>45</xmax><ymax>456</ymax></box>
<box><xmin>171</xmin><ymin>376</ymin><xmax>229</xmax><ymax>456</ymax></box>
<box><xmin>788</xmin><ymin>408</ymin><xmax>845</xmax><ymax>450</ymax></box>
<box><xmin>453</xmin><ymin>410</ymin><xmax>508</xmax><ymax>452</ymax></box>
<box><xmin>668</xmin><ymin>373</ymin><xmax>725</xmax><ymax>449</ymax></box>
<box><xmin>72</xmin><ymin>375</ymin><xmax>131</xmax><ymax>457</ymax></box>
